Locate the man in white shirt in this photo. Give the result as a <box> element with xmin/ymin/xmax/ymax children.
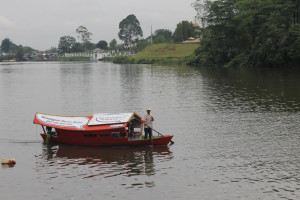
<box><xmin>144</xmin><ymin>107</ymin><xmax>154</xmax><ymax>139</ymax></box>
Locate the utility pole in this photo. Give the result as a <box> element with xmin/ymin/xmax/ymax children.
<box><xmin>151</xmin><ymin>25</ymin><xmax>153</xmax><ymax>44</ymax></box>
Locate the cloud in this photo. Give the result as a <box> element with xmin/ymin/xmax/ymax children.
<box><xmin>0</xmin><ymin>16</ymin><xmax>16</xmax><ymax>30</ymax></box>
<box><xmin>0</xmin><ymin>0</ymin><xmax>196</xmax><ymax>50</ymax></box>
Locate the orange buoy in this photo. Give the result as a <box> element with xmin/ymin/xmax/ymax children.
<box><xmin>1</xmin><ymin>158</ymin><xmax>16</xmax><ymax>165</ymax></box>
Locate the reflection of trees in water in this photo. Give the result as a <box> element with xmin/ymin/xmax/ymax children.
<box><xmin>36</xmin><ymin>144</ymin><xmax>173</xmax><ymax>180</ymax></box>
<box><xmin>199</xmin><ymin>67</ymin><xmax>300</xmax><ymax>112</ymax></box>
<box><xmin>119</xmin><ymin>65</ymin><xmax>144</xmax><ymax>109</ymax></box>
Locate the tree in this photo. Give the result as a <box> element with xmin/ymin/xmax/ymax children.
<box><xmin>96</xmin><ymin>40</ymin><xmax>108</xmax><ymax>50</ymax></box>
<box><xmin>16</xmin><ymin>45</ymin><xmax>24</xmax><ymax>61</ymax></box>
<box><xmin>22</xmin><ymin>46</ymin><xmax>35</xmax><ymax>55</ymax></box>
<box><xmin>173</xmin><ymin>21</ymin><xmax>195</xmax><ymax>42</ymax></box>
<box><xmin>153</xmin><ymin>29</ymin><xmax>173</xmax><ymax>43</ymax></box>
<box><xmin>1</xmin><ymin>38</ymin><xmax>13</xmax><ymax>53</ymax></box>
<box><xmin>72</xmin><ymin>42</ymin><xmax>83</xmax><ymax>52</ymax></box>
<box><xmin>118</xmin><ymin>14</ymin><xmax>143</xmax><ymax>48</ymax></box>
<box><xmin>84</xmin><ymin>41</ymin><xmax>95</xmax><ymax>51</ymax></box>
<box><xmin>109</xmin><ymin>39</ymin><xmax>117</xmax><ymax>51</ymax></box>
<box><xmin>58</xmin><ymin>36</ymin><xmax>76</xmax><ymax>54</ymax></box>
<box><xmin>47</xmin><ymin>47</ymin><xmax>58</xmax><ymax>53</ymax></box>
<box><xmin>132</xmin><ymin>39</ymin><xmax>148</xmax><ymax>52</ymax></box>
<box><xmin>192</xmin><ymin>0</ymin><xmax>210</xmax><ymax>28</ymax></box>
<box><xmin>76</xmin><ymin>26</ymin><xmax>93</xmax><ymax>51</ymax></box>
<box><xmin>190</xmin><ymin>0</ymin><xmax>300</xmax><ymax>67</ymax></box>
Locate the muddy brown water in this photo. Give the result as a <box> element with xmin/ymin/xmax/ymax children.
<box><xmin>0</xmin><ymin>62</ymin><xmax>300</xmax><ymax>199</ymax></box>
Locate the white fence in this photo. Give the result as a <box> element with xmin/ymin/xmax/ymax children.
<box><xmin>63</xmin><ymin>51</ymin><xmax>135</xmax><ymax>61</ymax></box>
<box><xmin>64</xmin><ymin>52</ymin><xmax>92</xmax><ymax>57</ymax></box>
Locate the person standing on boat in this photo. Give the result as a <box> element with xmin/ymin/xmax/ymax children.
<box><xmin>144</xmin><ymin>107</ymin><xmax>154</xmax><ymax>139</ymax></box>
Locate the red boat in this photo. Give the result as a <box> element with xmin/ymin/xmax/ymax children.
<box><xmin>33</xmin><ymin>112</ymin><xmax>173</xmax><ymax>146</ymax></box>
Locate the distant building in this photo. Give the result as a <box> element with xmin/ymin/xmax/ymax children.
<box><xmin>92</xmin><ymin>48</ymin><xmax>110</xmax><ymax>61</ymax></box>
<box><xmin>193</xmin><ymin>22</ymin><xmax>201</xmax><ymax>39</ymax></box>
<box><xmin>183</xmin><ymin>22</ymin><xmax>201</xmax><ymax>43</ymax></box>
<box><xmin>182</xmin><ymin>38</ymin><xmax>200</xmax><ymax>43</ymax></box>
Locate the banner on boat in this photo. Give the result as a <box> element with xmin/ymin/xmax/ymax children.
<box><xmin>88</xmin><ymin>113</ymin><xmax>133</xmax><ymax>125</ymax></box>
<box><xmin>36</xmin><ymin>113</ymin><xmax>89</xmax><ymax>129</ymax></box>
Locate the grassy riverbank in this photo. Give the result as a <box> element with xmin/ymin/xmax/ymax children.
<box><xmin>113</xmin><ymin>43</ymin><xmax>199</xmax><ymax>64</ymax></box>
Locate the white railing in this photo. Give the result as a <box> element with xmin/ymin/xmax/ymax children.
<box><xmin>63</xmin><ymin>51</ymin><xmax>135</xmax><ymax>59</ymax></box>
<box><xmin>64</xmin><ymin>52</ymin><xmax>93</xmax><ymax>57</ymax></box>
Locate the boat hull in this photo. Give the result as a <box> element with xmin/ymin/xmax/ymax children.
<box><xmin>40</xmin><ymin>131</ymin><xmax>173</xmax><ymax>147</ymax></box>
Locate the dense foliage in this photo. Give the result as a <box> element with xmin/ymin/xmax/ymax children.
<box><xmin>58</xmin><ymin>26</ymin><xmax>95</xmax><ymax>54</ymax></box>
<box><xmin>58</xmin><ymin>36</ymin><xmax>76</xmax><ymax>54</ymax></box>
<box><xmin>153</xmin><ymin>29</ymin><xmax>173</xmax><ymax>43</ymax></box>
<box><xmin>1</xmin><ymin>38</ymin><xmax>14</xmax><ymax>53</ymax></box>
<box><xmin>0</xmin><ymin>38</ymin><xmax>26</xmax><ymax>54</ymax></box>
<box><xmin>109</xmin><ymin>39</ymin><xmax>117</xmax><ymax>51</ymax></box>
<box><xmin>173</xmin><ymin>21</ymin><xmax>196</xmax><ymax>42</ymax></box>
<box><xmin>0</xmin><ymin>38</ymin><xmax>35</xmax><ymax>61</ymax></box>
<box><xmin>191</xmin><ymin>0</ymin><xmax>300</xmax><ymax>67</ymax></box>
<box><xmin>131</xmin><ymin>39</ymin><xmax>149</xmax><ymax>52</ymax></box>
<box><xmin>96</xmin><ymin>40</ymin><xmax>108</xmax><ymax>50</ymax></box>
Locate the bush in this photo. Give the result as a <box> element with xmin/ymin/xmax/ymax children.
<box><xmin>113</xmin><ymin>56</ymin><xmax>131</xmax><ymax>64</ymax></box>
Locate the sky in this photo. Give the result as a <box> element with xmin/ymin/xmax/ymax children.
<box><xmin>0</xmin><ymin>0</ymin><xmax>196</xmax><ymax>50</ymax></box>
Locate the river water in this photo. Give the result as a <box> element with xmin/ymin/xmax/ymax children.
<box><xmin>0</xmin><ymin>62</ymin><xmax>300</xmax><ymax>200</ymax></box>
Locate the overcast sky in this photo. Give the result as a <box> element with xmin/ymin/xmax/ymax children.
<box><xmin>0</xmin><ymin>0</ymin><xmax>196</xmax><ymax>50</ymax></box>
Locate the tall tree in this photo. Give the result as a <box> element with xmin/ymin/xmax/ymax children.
<box><xmin>109</xmin><ymin>39</ymin><xmax>117</xmax><ymax>51</ymax></box>
<box><xmin>58</xmin><ymin>36</ymin><xmax>76</xmax><ymax>54</ymax></box>
<box><xmin>118</xmin><ymin>14</ymin><xmax>143</xmax><ymax>48</ymax></box>
<box><xmin>76</xmin><ymin>26</ymin><xmax>93</xmax><ymax>52</ymax></box>
<box><xmin>16</xmin><ymin>45</ymin><xmax>24</xmax><ymax>61</ymax></box>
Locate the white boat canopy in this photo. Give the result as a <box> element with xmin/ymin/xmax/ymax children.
<box><xmin>88</xmin><ymin>113</ymin><xmax>135</xmax><ymax>126</ymax></box>
<box><xmin>35</xmin><ymin>113</ymin><xmax>90</xmax><ymax>129</ymax></box>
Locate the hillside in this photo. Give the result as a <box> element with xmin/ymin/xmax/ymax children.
<box><xmin>133</xmin><ymin>43</ymin><xmax>199</xmax><ymax>59</ymax></box>
<box><xmin>113</xmin><ymin>43</ymin><xmax>199</xmax><ymax>64</ymax></box>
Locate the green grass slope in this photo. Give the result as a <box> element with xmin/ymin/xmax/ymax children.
<box><xmin>113</xmin><ymin>43</ymin><xmax>199</xmax><ymax>64</ymax></box>
<box><xmin>133</xmin><ymin>43</ymin><xmax>199</xmax><ymax>59</ymax></box>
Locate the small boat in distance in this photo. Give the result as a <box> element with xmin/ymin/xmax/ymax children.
<box><xmin>33</xmin><ymin>112</ymin><xmax>173</xmax><ymax>146</ymax></box>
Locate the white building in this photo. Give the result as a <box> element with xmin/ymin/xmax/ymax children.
<box><xmin>93</xmin><ymin>48</ymin><xmax>109</xmax><ymax>61</ymax></box>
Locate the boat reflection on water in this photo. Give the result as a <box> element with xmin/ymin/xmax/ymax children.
<box><xmin>35</xmin><ymin>144</ymin><xmax>173</xmax><ymax>180</ymax></box>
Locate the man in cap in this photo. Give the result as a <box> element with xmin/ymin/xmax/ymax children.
<box><xmin>144</xmin><ymin>107</ymin><xmax>154</xmax><ymax>140</ymax></box>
